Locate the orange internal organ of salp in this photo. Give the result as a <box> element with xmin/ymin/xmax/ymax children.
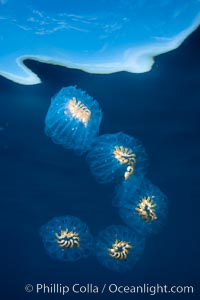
<box><xmin>135</xmin><ymin>196</ymin><xmax>157</xmax><ymax>223</ymax></box>
<box><xmin>67</xmin><ymin>97</ymin><xmax>91</xmax><ymax>127</ymax></box>
<box><xmin>113</xmin><ymin>146</ymin><xmax>136</xmax><ymax>180</ymax></box>
<box><xmin>108</xmin><ymin>239</ymin><xmax>133</xmax><ymax>260</ymax></box>
<box><xmin>55</xmin><ymin>228</ymin><xmax>80</xmax><ymax>248</ymax></box>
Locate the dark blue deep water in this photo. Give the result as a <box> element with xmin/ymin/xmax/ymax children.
<box><xmin>1</xmin><ymin>29</ymin><xmax>200</xmax><ymax>300</ymax></box>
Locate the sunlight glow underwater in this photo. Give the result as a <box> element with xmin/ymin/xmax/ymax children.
<box><xmin>0</xmin><ymin>0</ymin><xmax>199</xmax><ymax>84</ymax></box>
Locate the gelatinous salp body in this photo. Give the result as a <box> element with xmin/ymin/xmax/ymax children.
<box><xmin>115</xmin><ymin>178</ymin><xmax>168</xmax><ymax>236</ymax></box>
<box><xmin>45</xmin><ymin>86</ymin><xmax>102</xmax><ymax>154</ymax></box>
<box><xmin>95</xmin><ymin>225</ymin><xmax>145</xmax><ymax>272</ymax></box>
<box><xmin>86</xmin><ymin>132</ymin><xmax>148</xmax><ymax>183</ymax></box>
<box><xmin>39</xmin><ymin>215</ymin><xmax>93</xmax><ymax>262</ymax></box>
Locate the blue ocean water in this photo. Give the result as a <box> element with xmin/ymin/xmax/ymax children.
<box><xmin>0</xmin><ymin>27</ymin><xmax>200</xmax><ymax>300</ymax></box>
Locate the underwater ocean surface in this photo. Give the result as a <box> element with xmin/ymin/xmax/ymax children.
<box><xmin>1</xmin><ymin>26</ymin><xmax>200</xmax><ymax>300</ymax></box>
<box><xmin>1</xmin><ymin>0</ymin><xmax>200</xmax><ymax>83</ymax></box>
